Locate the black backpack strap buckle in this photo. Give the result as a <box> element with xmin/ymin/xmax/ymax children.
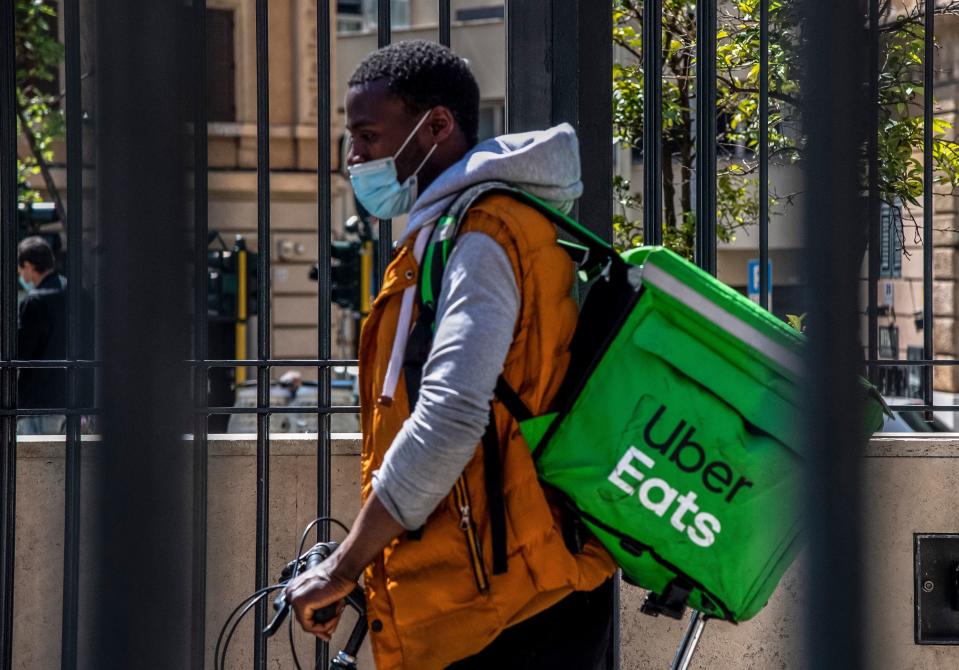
<box><xmin>640</xmin><ymin>577</ymin><xmax>693</xmax><ymax>620</ymax></box>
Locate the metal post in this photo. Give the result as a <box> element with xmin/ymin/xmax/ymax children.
<box><xmin>507</xmin><ymin>4</ymin><xmax>616</xmax><ymax>665</ymax></box>
<box><xmin>439</xmin><ymin>0</ymin><xmax>451</xmax><ymax>48</ymax></box>
<box><xmin>506</xmin><ymin>0</ymin><xmax>612</xmax><ymax>241</ymax></box>
<box><xmin>923</xmin><ymin>0</ymin><xmax>935</xmax><ymax>420</ymax></box>
<box><xmin>800</xmin><ymin>0</ymin><xmax>869</xmax><ymax>666</ymax></box>
<box><xmin>376</xmin><ymin>0</ymin><xmax>392</xmax><ymax>289</ymax></box>
<box><xmin>505</xmin><ymin>1</ymin><xmax>552</xmax><ymax>133</ymax></box>
<box><xmin>695</xmin><ymin>0</ymin><xmax>717</xmax><ymax>275</ymax></box>
<box><xmin>866</xmin><ymin>0</ymin><xmax>880</xmax><ymax>375</ymax></box>
<box><xmin>563</xmin><ymin>1</ymin><xmax>613</xmax><ymax>241</ymax></box>
<box><xmin>253</xmin><ymin>0</ymin><xmax>271</xmax><ymax>666</ymax></box>
<box><xmin>643</xmin><ymin>0</ymin><xmax>663</xmax><ymax>246</ymax></box>
<box><xmin>0</xmin><ymin>0</ymin><xmax>18</xmax><ymax>665</ymax></box>
<box><xmin>759</xmin><ymin>0</ymin><xmax>770</xmax><ymax>309</ymax></box>
<box><xmin>316</xmin><ymin>0</ymin><xmax>332</xmax><ymax>665</ymax></box>
<box><xmin>92</xmin><ymin>0</ymin><xmax>192</xmax><ymax>665</ymax></box>
<box><xmin>191</xmin><ymin>1</ymin><xmax>210</xmax><ymax>668</ymax></box>
<box><xmin>61</xmin><ymin>0</ymin><xmax>83</xmax><ymax>666</ymax></box>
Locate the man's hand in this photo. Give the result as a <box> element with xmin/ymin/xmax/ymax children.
<box><xmin>285</xmin><ymin>560</ymin><xmax>357</xmax><ymax>640</ymax></box>
<box><xmin>286</xmin><ymin>492</ymin><xmax>404</xmax><ymax>638</ymax></box>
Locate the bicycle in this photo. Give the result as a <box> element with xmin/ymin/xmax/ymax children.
<box><xmin>215</xmin><ymin>518</ymin><xmax>368</xmax><ymax>670</ymax></box>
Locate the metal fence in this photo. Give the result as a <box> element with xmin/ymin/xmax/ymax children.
<box><xmin>867</xmin><ymin>0</ymin><xmax>938</xmax><ymax>419</ymax></box>
<box><xmin>1</xmin><ymin>0</ymin><xmax>921</xmax><ymax>667</ymax></box>
<box><xmin>0</xmin><ymin>1</ymin><xmax>615</xmax><ymax>668</ymax></box>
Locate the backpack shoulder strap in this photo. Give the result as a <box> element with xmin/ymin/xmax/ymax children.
<box><xmin>403</xmin><ymin>184</ymin><xmax>606</xmax><ymax>568</ymax></box>
<box><xmin>418</xmin><ymin>183</ymin><xmax>617</xmax><ymax>315</ymax></box>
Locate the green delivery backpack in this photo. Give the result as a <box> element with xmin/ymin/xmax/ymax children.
<box><xmin>405</xmin><ymin>183</ymin><xmax>888</xmax><ymax>623</ymax></box>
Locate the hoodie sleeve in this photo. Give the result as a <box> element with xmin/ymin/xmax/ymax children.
<box><xmin>371</xmin><ymin>232</ymin><xmax>520</xmax><ymax>530</ymax></box>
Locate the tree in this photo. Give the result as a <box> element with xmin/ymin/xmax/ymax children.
<box><xmin>15</xmin><ymin>0</ymin><xmax>65</xmax><ymax>219</ymax></box>
<box><xmin>612</xmin><ymin>0</ymin><xmax>959</xmax><ymax>258</ymax></box>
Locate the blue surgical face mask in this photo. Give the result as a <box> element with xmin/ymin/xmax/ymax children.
<box><xmin>18</xmin><ymin>275</ymin><xmax>34</xmax><ymax>292</ymax></box>
<box><xmin>348</xmin><ymin>110</ymin><xmax>438</xmax><ymax>219</ymax></box>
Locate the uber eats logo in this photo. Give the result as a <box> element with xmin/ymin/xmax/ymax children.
<box><xmin>607</xmin><ymin>404</ymin><xmax>754</xmax><ymax>548</ymax></box>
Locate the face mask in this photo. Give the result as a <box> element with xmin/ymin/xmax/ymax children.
<box><xmin>18</xmin><ymin>276</ymin><xmax>34</xmax><ymax>292</ymax></box>
<box><xmin>349</xmin><ymin>110</ymin><xmax>438</xmax><ymax>219</ymax></box>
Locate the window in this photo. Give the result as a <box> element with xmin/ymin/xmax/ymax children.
<box><xmin>207</xmin><ymin>9</ymin><xmax>236</xmax><ymax>122</ymax></box>
<box><xmin>455</xmin><ymin>5</ymin><xmax>505</xmax><ymax>22</ymax></box>
<box><xmin>879</xmin><ymin>200</ymin><xmax>903</xmax><ymax>279</ymax></box>
<box><xmin>390</xmin><ymin>0</ymin><xmax>411</xmax><ymax>29</ymax></box>
<box><xmin>879</xmin><ymin>325</ymin><xmax>899</xmax><ymax>359</ymax></box>
<box><xmin>337</xmin><ymin>0</ymin><xmax>365</xmax><ymax>32</ymax></box>
<box><xmin>877</xmin><ymin>326</ymin><xmax>903</xmax><ymax>397</ymax></box>
<box><xmin>337</xmin><ymin>0</ymin><xmax>409</xmax><ymax>33</ymax></box>
<box><xmin>338</xmin><ymin>0</ymin><xmax>362</xmax><ymax>13</ymax></box>
<box><xmin>477</xmin><ymin>102</ymin><xmax>504</xmax><ymax>141</ymax></box>
<box><xmin>907</xmin><ymin>346</ymin><xmax>924</xmax><ymax>399</ymax></box>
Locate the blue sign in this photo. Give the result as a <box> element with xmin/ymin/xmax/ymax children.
<box><xmin>747</xmin><ymin>259</ymin><xmax>772</xmax><ymax>305</ymax></box>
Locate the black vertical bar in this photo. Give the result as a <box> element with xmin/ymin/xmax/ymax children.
<box><xmin>923</xmin><ymin>0</ymin><xmax>934</xmax><ymax>419</ymax></box>
<box><xmin>315</xmin><ymin>0</ymin><xmax>332</xmax><ymax>666</ymax></box>
<box><xmin>801</xmin><ymin>0</ymin><xmax>868</xmax><ymax>665</ymax></box>
<box><xmin>866</xmin><ymin>0</ymin><xmax>891</xmax><ymax>384</ymax></box>
<box><xmin>695</xmin><ymin>0</ymin><xmax>717</xmax><ymax>275</ymax></box>
<box><xmin>439</xmin><ymin>0</ymin><xmax>451</xmax><ymax>47</ymax></box>
<box><xmin>253</xmin><ymin>0</ymin><xmax>271</xmax><ymax>666</ymax></box>
<box><xmin>550</xmin><ymin>1</ymin><xmax>613</xmax><ymax>242</ymax></box>
<box><xmin>507</xmin><ymin>4</ymin><xmax>616</xmax><ymax>665</ymax></box>
<box><xmin>568</xmin><ymin>4</ymin><xmax>615</xmax><ymax>660</ymax></box>
<box><xmin>0</xmin><ymin>0</ymin><xmax>17</xmax><ymax>665</ymax></box>
<box><xmin>191</xmin><ymin>1</ymin><xmax>209</xmax><ymax>668</ymax></box>
<box><xmin>867</xmin><ymin>0</ymin><xmax>880</xmax><ymax>380</ymax></box>
<box><xmin>643</xmin><ymin>0</ymin><xmax>663</xmax><ymax>246</ymax></box>
<box><xmin>759</xmin><ymin>0</ymin><xmax>770</xmax><ymax>309</ymax></box>
<box><xmin>61</xmin><ymin>0</ymin><xmax>82</xmax><ymax>666</ymax></box>
<box><xmin>376</xmin><ymin>0</ymin><xmax>392</xmax><ymax>287</ymax></box>
<box><xmin>93</xmin><ymin>0</ymin><xmax>192</xmax><ymax>665</ymax></box>
<box><xmin>505</xmin><ymin>1</ymin><xmax>552</xmax><ymax>133</ymax></box>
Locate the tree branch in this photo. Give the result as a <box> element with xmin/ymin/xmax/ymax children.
<box><xmin>878</xmin><ymin>0</ymin><xmax>959</xmax><ymax>33</ymax></box>
<box><xmin>15</xmin><ymin>103</ymin><xmax>66</xmax><ymax>225</ymax></box>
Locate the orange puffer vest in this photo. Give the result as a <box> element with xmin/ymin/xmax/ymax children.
<box><xmin>358</xmin><ymin>193</ymin><xmax>615</xmax><ymax>670</ymax></box>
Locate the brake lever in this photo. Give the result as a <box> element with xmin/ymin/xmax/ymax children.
<box><xmin>263</xmin><ymin>593</ymin><xmax>291</xmax><ymax>637</ymax></box>
<box><xmin>263</xmin><ymin>541</ymin><xmax>338</xmax><ymax>636</ymax></box>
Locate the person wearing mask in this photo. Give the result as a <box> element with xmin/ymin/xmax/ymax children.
<box><xmin>285</xmin><ymin>41</ymin><xmax>615</xmax><ymax>669</ymax></box>
<box><xmin>16</xmin><ymin>235</ymin><xmax>68</xmax><ymax>435</ymax></box>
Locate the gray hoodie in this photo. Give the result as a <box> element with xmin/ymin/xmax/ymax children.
<box><xmin>371</xmin><ymin>124</ymin><xmax>582</xmax><ymax>530</ymax></box>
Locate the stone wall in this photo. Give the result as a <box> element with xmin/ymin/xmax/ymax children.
<box><xmin>11</xmin><ymin>434</ymin><xmax>959</xmax><ymax>668</ymax></box>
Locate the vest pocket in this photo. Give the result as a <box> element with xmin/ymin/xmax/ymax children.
<box><xmin>453</xmin><ymin>476</ymin><xmax>490</xmax><ymax>593</ymax></box>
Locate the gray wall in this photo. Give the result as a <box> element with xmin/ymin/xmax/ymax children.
<box><xmin>11</xmin><ymin>434</ymin><xmax>959</xmax><ymax>668</ymax></box>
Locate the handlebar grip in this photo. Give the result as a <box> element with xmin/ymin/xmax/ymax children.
<box><xmin>311</xmin><ymin>602</ymin><xmax>340</xmax><ymax>625</ymax></box>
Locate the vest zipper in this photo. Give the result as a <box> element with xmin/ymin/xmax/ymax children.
<box><xmin>453</xmin><ymin>476</ymin><xmax>490</xmax><ymax>593</ymax></box>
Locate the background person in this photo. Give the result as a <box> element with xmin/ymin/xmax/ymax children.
<box><xmin>16</xmin><ymin>235</ymin><xmax>68</xmax><ymax>435</ymax></box>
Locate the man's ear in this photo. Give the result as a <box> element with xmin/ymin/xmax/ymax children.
<box><xmin>428</xmin><ymin>106</ymin><xmax>457</xmax><ymax>145</ymax></box>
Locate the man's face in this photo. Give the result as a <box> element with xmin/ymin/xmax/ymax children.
<box><xmin>17</xmin><ymin>262</ymin><xmax>39</xmax><ymax>286</ymax></box>
<box><xmin>345</xmin><ymin>79</ymin><xmax>431</xmax><ymax>183</ymax></box>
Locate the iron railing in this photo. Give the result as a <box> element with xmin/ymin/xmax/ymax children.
<box><xmin>1</xmin><ymin>1</ymin><xmax>616</xmax><ymax>668</ymax></box>
<box><xmin>4</xmin><ymin>0</ymin><xmax>934</xmax><ymax>667</ymax></box>
<box><xmin>866</xmin><ymin>0</ymin><xmax>939</xmax><ymax>418</ymax></box>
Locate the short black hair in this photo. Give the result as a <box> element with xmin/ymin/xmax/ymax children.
<box><xmin>17</xmin><ymin>236</ymin><xmax>55</xmax><ymax>272</ymax></box>
<box><xmin>349</xmin><ymin>40</ymin><xmax>481</xmax><ymax>147</ymax></box>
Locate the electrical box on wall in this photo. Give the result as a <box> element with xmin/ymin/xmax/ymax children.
<box><xmin>915</xmin><ymin>534</ymin><xmax>959</xmax><ymax>644</ymax></box>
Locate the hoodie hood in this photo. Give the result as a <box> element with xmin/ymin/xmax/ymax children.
<box><xmin>374</xmin><ymin>123</ymin><xmax>582</xmax><ymax>405</ymax></box>
<box><xmin>401</xmin><ymin>122</ymin><xmax>583</xmax><ymax>241</ymax></box>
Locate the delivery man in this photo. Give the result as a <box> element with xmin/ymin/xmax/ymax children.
<box><xmin>287</xmin><ymin>40</ymin><xmax>615</xmax><ymax>669</ymax></box>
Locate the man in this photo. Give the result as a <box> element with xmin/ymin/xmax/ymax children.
<box><xmin>16</xmin><ymin>235</ymin><xmax>68</xmax><ymax>435</ymax></box>
<box><xmin>287</xmin><ymin>41</ymin><xmax>615</xmax><ymax>669</ymax></box>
